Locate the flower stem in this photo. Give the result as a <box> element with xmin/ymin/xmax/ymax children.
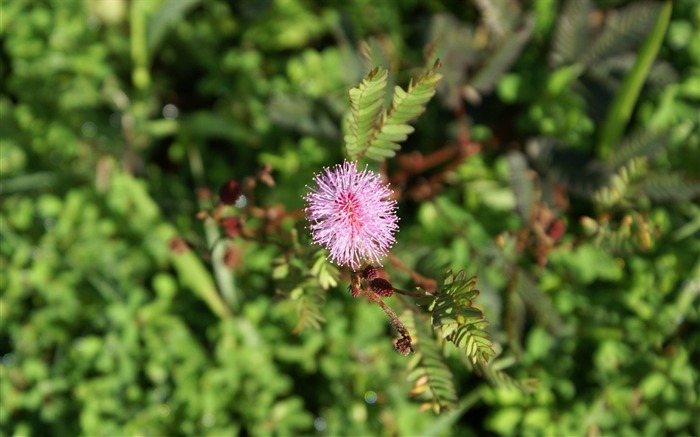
<box><xmin>360</xmin><ymin>282</ymin><xmax>413</xmax><ymax>355</ymax></box>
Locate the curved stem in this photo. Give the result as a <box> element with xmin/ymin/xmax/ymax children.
<box><xmin>360</xmin><ymin>282</ymin><xmax>414</xmax><ymax>355</ymax></box>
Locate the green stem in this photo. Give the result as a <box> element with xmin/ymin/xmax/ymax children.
<box><xmin>130</xmin><ymin>0</ymin><xmax>151</xmax><ymax>91</ymax></box>
<box><xmin>187</xmin><ymin>144</ymin><xmax>239</xmax><ymax>310</ymax></box>
<box><xmin>129</xmin><ymin>1</ymin><xmax>152</xmax><ymax>150</ymax></box>
<box><xmin>597</xmin><ymin>0</ymin><xmax>673</xmax><ymax>161</ymax></box>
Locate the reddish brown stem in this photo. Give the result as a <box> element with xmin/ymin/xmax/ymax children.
<box><xmin>393</xmin><ymin>288</ymin><xmax>426</xmax><ymax>299</ymax></box>
<box><xmin>387</xmin><ymin>253</ymin><xmax>438</xmax><ymax>294</ymax></box>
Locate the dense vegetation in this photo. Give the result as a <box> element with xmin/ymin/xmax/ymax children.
<box><xmin>1</xmin><ymin>0</ymin><xmax>698</xmax><ymax>435</ymax></box>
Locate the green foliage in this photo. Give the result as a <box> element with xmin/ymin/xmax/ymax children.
<box><xmin>344</xmin><ymin>62</ymin><xmax>443</xmax><ymax>161</ymax></box>
<box><xmin>344</xmin><ymin>67</ymin><xmax>391</xmax><ymax>160</ymax></box>
<box><xmin>273</xmin><ymin>248</ymin><xmax>340</xmax><ymax>333</ymax></box>
<box><xmin>404</xmin><ymin>311</ymin><xmax>459</xmax><ymax>414</ymax></box>
<box><xmin>598</xmin><ymin>0</ymin><xmax>674</xmax><ymax>160</ymax></box>
<box><xmin>506</xmin><ymin>150</ymin><xmax>535</xmax><ymax>221</ymax></box>
<box><xmin>420</xmin><ymin>271</ymin><xmax>496</xmax><ymax>365</ymax></box>
<box><xmin>430</xmin><ymin>1</ymin><xmax>534</xmax><ymax>107</ymax></box>
<box><xmin>608</xmin><ymin>129</ymin><xmax>669</xmax><ymax>168</ymax></box>
<box><xmin>2</xmin><ymin>0</ymin><xmax>699</xmax><ymax>435</ymax></box>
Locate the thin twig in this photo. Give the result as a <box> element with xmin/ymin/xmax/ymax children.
<box><xmin>361</xmin><ymin>284</ymin><xmax>413</xmax><ymax>354</ymax></box>
<box><xmin>393</xmin><ymin>288</ymin><xmax>426</xmax><ymax>298</ymax></box>
<box><xmin>387</xmin><ymin>253</ymin><xmax>438</xmax><ymax>294</ymax></box>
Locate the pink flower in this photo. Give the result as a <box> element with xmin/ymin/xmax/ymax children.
<box><xmin>304</xmin><ymin>161</ymin><xmax>399</xmax><ymax>270</ymax></box>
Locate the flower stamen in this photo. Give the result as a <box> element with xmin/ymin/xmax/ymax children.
<box><xmin>304</xmin><ymin>161</ymin><xmax>399</xmax><ymax>270</ymax></box>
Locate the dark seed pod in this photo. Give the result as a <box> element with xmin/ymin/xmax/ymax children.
<box><xmin>362</xmin><ymin>265</ymin><xmax>380</xmax><ymax>281</ymax></box>
<box><xmin>393</xmin><ymin>336</ymin><xmax>413</xmax><ymax>356</ymax></box>
<box><xmin>370</xmin><ymin>278</ymin><xmax>394</xmax><ymax>297</ymax></box>
<box><xmin>218</xmin><ymin>179</ymin><xmax>242</xmax><ymax>205</ymax></box>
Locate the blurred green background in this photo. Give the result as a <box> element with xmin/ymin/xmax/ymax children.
<box><xmin>1</xmin><ymin>0</ymin><xmax>699</xmax><ymax>435</ymax></box>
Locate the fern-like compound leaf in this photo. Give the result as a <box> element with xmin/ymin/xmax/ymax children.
<box><xmin>526</xmin><ymin>136</ymin><xmax>611</xmax><ymax>198</ymax></box>
<box><xmin>581</xmin><ymin>1</ymin><xmax>660</xmax><ymax>67</ymax></box>
<box><xmin>383</xmin><ymin>61</ymin><xmax>442</xmax><ymax>126</ymax></box>
<box><xmin>403</xmin><ymin>311</ymin><xmax>460</xmax><ymax>413</ymax></box>
<box><xmin>469</xmin><ymin>15</ymin><xmax>534</xmax><ymax>94</ymax></box>
<box><xmin>476</xmin><ymin>360</ymin><xmax>539</xmax><ymax>394</ymax></box>
<box><xmin>550</xmin><ymin>0</ymin><xmax>592</xmax><ymax>67</ymax></box>
<box><xmin>609</xmin><ymin>129</ymin><xmax>668</xmax><ymax>168</ymax></box>
<box><xmin>345</xmin><ymin>61</ymin><xmax>443</xmax><ymax>161</ymax></box>
<box><xmin>310</xmin><ymin>249</ymin><xmax>340</xmax><ymax>290</ymax></box>
<box><xmin>420</xmin><ymin>270</ymin><xmax>496</xmax><ymax>364</ymax></box>
<box><xmin>507</xmin><ymin>150</ymin><xmax>535</xmax><ymax>222</ymax></box>
<box><xmin>518</xmin><ymin>272</ymin><xmax>568</xmax><ymax>337</ymax></box>
<box><xmin>344</xmin><ymin>67</ymin><xmax>389</xmax><ymax>160</ymax></box>
<box><xmin>638</xmin><ymin>173</ymin><xmax>700</xmax><ymax>202</ymax></box>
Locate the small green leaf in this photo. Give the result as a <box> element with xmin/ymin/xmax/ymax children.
<box><xmin>404</xmin><ymin>311</ymin><xmax>459</xmax><ymax>413</ymax></box>
<box><xmin>290</xmin><ymin>287</ymin><xmax>304</xmax><ymax>300</ymax></box>
<box><xmin>273</xmin><ymin>262</ymin><xmax>289</xmax><ymax>280</ymax></box>
<box><xmin>311</xmin><ymin>251</ymin><xmax>339</xmax><ymax>290</ymax></box>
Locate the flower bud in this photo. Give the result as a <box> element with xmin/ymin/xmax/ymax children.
<box><xmin>370</xmin><ymin>278</ymin><xmax>394</xmax><ymax>297</ymax></box>
<box><xmin>546</xmin><ymin>218</ymin><xmax>566</xmax><ymax>241</ymax></box>
<box><xmin>393</xmin><ymin>336</ymin><xmax>413</xmax><ymax>356</ymax></box>
<box><xmin>220</xmin><ymin>216</ymin><xmax>242</xmax><ymax>237</ymax></box>
<box><xmin>349</xmin><ymin>283</ymin><xmax>361</xmax><ymax>298</ymax></box>
<box><xmin>362</xmin><ymin>265</ymin><xmax>380</xmax><ymax>281</ymax></box>
<box><xmin>218</xmin><ymin>179</ymin><xmax>242</xmax><ymax>205</ymax></box>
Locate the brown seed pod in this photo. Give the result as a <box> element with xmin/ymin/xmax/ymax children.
<box><xmin>362</xmin><ymin>265</ymin><xmax>380</xmax><ymax>281</ymax></box>
<box><xmin>218</xmin><ymin>179</ymin><xmax>242</xmax><ymax>205</ymax></box>
<box><xmin>370</xmin><ymin>278</ymin><xmax>394</xmax><ymax>297</ymax></box>
<box><xmin>393</xmin><ymin>336</ymin><xmax>413</xmax><ymax>356</ymax></box>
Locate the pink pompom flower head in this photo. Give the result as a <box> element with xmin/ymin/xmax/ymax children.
<box><xmin>304</xmin><ymin>161</ymin><xmax>399</xmax><ymax>271</ymax></box>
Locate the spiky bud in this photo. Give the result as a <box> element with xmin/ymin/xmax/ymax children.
<box><xmin>370</xmin><ymin>278</ymin><xmax>394</xmax><ymax>297</ymax></box>
<box><xmin>362</xmin><ymin>265</ymin><xmax>380</xmax><ymax>281</ymax></box>
<box><xmin>393</xmin><ymin>336</ymin><xmax>413</xmax><ymax>356</ymax></box>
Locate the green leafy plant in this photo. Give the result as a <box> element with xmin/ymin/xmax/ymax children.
<box><xmin>344</xmin><ymin>62</ymin><xmax>443</xmax><ymax>161</ymax></box>
<box><xmin>419</xmin><ymin>271</ymin><xmax>495</xmax><ymax>365</ymax></box>
<box><xmin>2</xmin><ymin>0</ymin><xmax>699</xmax><ymax>435</ymax></box>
